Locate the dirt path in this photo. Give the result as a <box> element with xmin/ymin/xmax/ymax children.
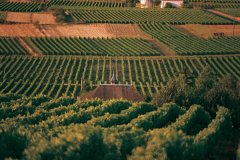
<box><xmin>18</xmin><ymin>38</ymin><xmax>40</xmax><ymax>57</ymax></box>
<box><xmin>208</xmin><ymin>9</ymin><xmax>240</xmax><ymax>23</ymax></box>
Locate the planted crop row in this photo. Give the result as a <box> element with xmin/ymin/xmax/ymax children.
<box><xmin>0</xmin><ymin>2</ymin><xmax>41</xmax><ymax>12</ymax></box>
<box><xmin>139</xmin><ymin>23</ymin><xmax>240</xmax><ymax>55</ymax></box>
<box><xmin>0</xmin><ymin>55</ymin><xmax>239</xmax><ymax>97</ymax></box>
<box><xmin>25</xmin><ymin>37</ymin><xmax>160</xmax><ymax>56</ymax></box>
<box><xmin>216</xmin><ymin>8</ymin><xmax>240</xmax><ymax>17</ymax></box>
<box><xmin>47</xmin><ymin>0</ymin><xmax>125</xmax><ymax>8</ymax></box>
<box><xmin>0</xmin><ymin>37</ymin><xmax>27</xmax><ymax>55</ymax></box>
<box><xmin>184</xmin><ymin>0</ymin><xmax>240</xmax><ymax>8</ymax></box>
<box><xmin>68</xmin><ymin>8</ymin><xmax>233</xmax><ymax>24</ymax></box>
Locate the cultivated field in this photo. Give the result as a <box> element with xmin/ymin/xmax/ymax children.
<box><xmin>0</xmin><ymin>24</ymin><xmax>44</xmax><ymax>37</ymax></box>
<box><xmin>0</xmin><ymin>95</ymin><xmax>233</xmax><ymax>159</ymax></box>
<box><xmin>0</xmin><ymin>23</ymin><xmax>148</xmax><ymax>38</ymax></box>
<box><xmin>140</xmin><ymin>23</ymin><xmax>240</xmax><ymax>55</ymax></box>
<box><xmin>0</xmin><ymin>56</ymin><xmax>239</xmax><ymax>97</ymax></box>
<box><xmin>42</xmin><ymin>24</ymin><xmax>149</xmax><ymax>38</ymax></box>
<box><xmin>69</xmin><ymin>8</ymin><xmax>233</xmax><ymax>24</ymax></box>
<box><xmin>176</xmin><ymin>24</ymin><xmax>240</xmax><ymax>38</ymax></box>
<box><xmin>8</xmin><ymin>0</ymin><xmax>32</xmax><ymax>2</ymax></box>
<box><xmin>0</xmin><ymin>1</ymin><xmax>240</xmax><ymax>159</ymax></box>
<box><xmin>209</xmin><ymin>9</ymin><xmax>240</xmax><ymax>22</ymax></box>
<box><xmin>5</xmin><ymin>12</ymin><xmax>56</xmax><ymax>24</ymax></box>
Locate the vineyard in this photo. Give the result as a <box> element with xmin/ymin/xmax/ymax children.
<box><xmin>0</xmin><ymin>0</ymin><xmax>239</xmax><ymax>158</ymax></box>
<box><xmin>216</xmin><ymin>8</ymin><xmax>240</xmax><ymax>17</ymax></box>
<box><xmin>139</xmin><ymin>23</ymin><xmax>240</xmax><ymax>55</ymax></box>
<box><xmin>68</xmin><ymin>8</ymin><xmax>233</xmax><ymax>24</ymax></box>
<box><xmin>0</xmin><ymin>2</ymin><xmax>41</xmax><ymax>12</ymax></box>
<box><xmin>0</xmin><ymin>37</ymin><xmax>27</xmax><ymax>55</ymax></box>
<box><xmin>184</xmin><ymin>0</ymin><xmax>240</xmax><ymax>8</ymax></box>
<box><xmin>47</xmin><ymin>0</ymin><xmax>126</xmax><ymax>8</ymax></box>
<box><xmin>24</xmin><ymin>37</ymin><xmax>160</xmax><ymax>56</ymax></box>
<box><xmin>0</xmin><ymin>94</ymin><xmax>233</xmax><ymax>159</ymax></box>
<box><xmin>0</xmin><ymin>56</ymin><xmax>239</xmax><ymax>98</ymax></box>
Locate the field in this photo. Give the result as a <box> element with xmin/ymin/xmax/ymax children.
<box><xmin>23</xmin><ymin>37</ymin><xmax>160</xmax><ymax>56</ymax></box>
<box><xmin>208</xmin><ymin>9</ymin><xmax>240</xmax><ymax>22</ymax></box>
<box><xmin>68</xmin><ymin>8</ymin><xmax>233</xmax><ymax>24</ymax></box>
<box><xmin>0</xmin><ymin>37</ymin><xmax>27</xmax><ymax>55</ymax></box>
<box><xmin>184</xmin><ymin>0</ymin><xmax>240</xmax><ymax>8</ymax></box>
<box><xmin>2</xmin><ymin>23</ymin><xmax>240</xmax><ymax>56</ymax></box>
<box><xmin>0</xmin><ymin>23</ymin><xmax>148</xmax><ymax>38</ymax></box>
<box><xmin>5</xmin><ymin>12</ymin><xmax>56</xmax><ymax>24</ymax></box>
<box><xmin>0</xmin><ymin>2</ymin><xmax>41</xmax><ymax>12</ymax></box>
<box><xmin>139</xmin><ymin>23</ymin><xmax>240</xmax><ymax>55</ymax></box>
<box><xmin>0</xmin><ymin>0</ymin><xmax>240</xmax><ymax>159</ymax></box>
<box><xmin>0</xmin><ymin>55</ymin><xmax>239</xmax><ymax>98</ymax></box>
<box><xmin>176</xmin><ymin>24</ymin><xmax>240</xmax><ymax>38</ymax></box>
<box><xmin>0</xmin><ymin>95</ymin><xmax>235</xmax><ymax>159</ymax></box>
<box><xmin>216</xmin><ymin>8</ymin><xmax>240</xmax><ymax>17</ymax></box>
<box><xmin>47</xmin><ymin>0</ymin><xmax>126</xmax><ymax>8</ymax></box>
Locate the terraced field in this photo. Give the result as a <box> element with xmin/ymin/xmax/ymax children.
<box><xmin>0</xmin><ymin>94</ymin><xmax>233</xmax><ymax>159</ymax></box>
<box><xmin>0</xmin><ymin>56</ymin><xmax>239</xmax><ymax>98</ymax></box>
<box><xmin>68</xmin><ymin>8</ymin><xmax>233</xmax><ymax>24</ymax></box>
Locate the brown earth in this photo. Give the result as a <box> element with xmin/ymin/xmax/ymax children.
<box><xmin>0</xmin><ymin>24</ymin><xmax>44</xmax><ymax>37</ymax></box>
<box><xmin>44</xmin><ymin>24</ymin><xmax>150</xmax><ymax>38</ymax></box>
<box><xmin>5</xmin><ymin>12</ymin><xmax>31</xmax><ymax>23</ymax></box>
<box><xmin>81</xmin><ymin>84</ymin><xmax>144</xmax><ymax>102</ymax></box>
<box><xmin>5</xmin><ymin>12</ymin><xmax>56</xmax><ymax>24</ymax></box>
<box><xmin>0</xmin><ymin>23</ymin><xmax>150</xmax><ymax>38</ymax></box>
<box><xmin>176</xmin><ymin>24</ymin><xmax>240</xmax><ymax>39</ymax></box>
<box><xmin>31</xmin><ymin>13</ymin><xmax>56</xmax><ymax>24</ymax></box>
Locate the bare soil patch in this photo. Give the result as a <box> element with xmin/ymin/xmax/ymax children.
<box><xmin>6</xmin><ymin>12</ymin><xmax>31</xmax><ymax>23</ymax></box>
<box><xmin>32</xmin><ymin>13</ymin><xmax>56</xmax><ymax>24</ymax></box>
<box><xmin>46</xmin><ymin>24</ymin><xmax>150</xmax><ymax>38</ymax></box>
<box><xmin>0</xmin><ymin>23</ymin><xmax>150</xmax><ymax>38</ymax></box>
<box><xmin>176</xmin><ymin>24</ymin><xmax>240</xmax><ymax>39</ymax></box>
<box><xmin>0</xmin><ymin>24</ymin><xmax>44</xmax><ymax>37</ymax></box>
<box><xmin>5</xmin><ymin>12</ymin><xmax>56</xmax><ymax>24</ymax></box>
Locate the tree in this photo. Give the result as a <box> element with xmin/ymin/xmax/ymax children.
<box><xmin>153</xmin><ymin>67</ymin><xmax>240</xmax><ymax>127</ymax></box>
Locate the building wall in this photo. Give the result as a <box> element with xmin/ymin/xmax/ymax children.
<box><xmin>160</xmin><ymin>1</ymin><xmax>183</xmax><ymax>8</ymax></box>
<box><xmin>141</xmin><ymin>0</ymin><xmax>153</xmax><ymax>8</ymax></box>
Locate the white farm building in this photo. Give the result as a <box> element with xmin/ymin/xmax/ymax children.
<box><xmin>140</xmin><ymin>0</ymin><xmax>183</xmax><ymax>8</ymax></box>
<box><xmin>160</xmin><ymin>0</ymin><xmax>183</xmax><ymax>8</ymax></box>
<box><xmin>140</xmin><ymin>0</ymin><xmax>153</xmax><ymax>8</ymax></box>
